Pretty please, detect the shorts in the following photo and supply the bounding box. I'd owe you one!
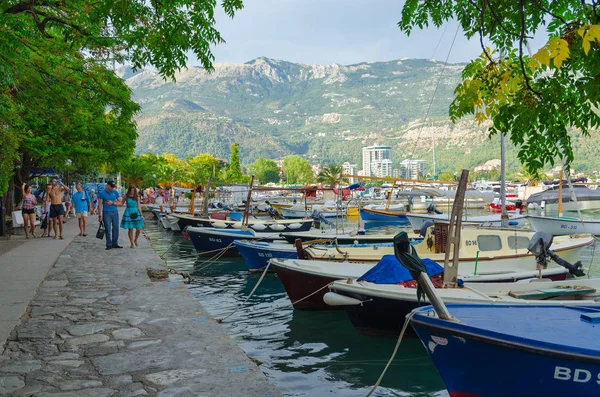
[22,208,35,215]
[49,204,65,219]
[76,211,88,218]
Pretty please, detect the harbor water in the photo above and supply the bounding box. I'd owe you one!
[144,215,600,397]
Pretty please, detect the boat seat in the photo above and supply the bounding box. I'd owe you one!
[509,286,596,300]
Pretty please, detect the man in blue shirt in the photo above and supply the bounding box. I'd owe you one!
[98,181,123,250]
[72,184,90,236]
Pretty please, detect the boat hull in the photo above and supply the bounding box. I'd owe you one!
[234,241,297,271]
[360,208,408,222]
[271,263,340,310]
[331,272,569,337]
[528,216,600,236]
[187,228,280,257]
[411,307,600,397]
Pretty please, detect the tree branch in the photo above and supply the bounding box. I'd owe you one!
[518,0,541,97]
[531,0,569,28]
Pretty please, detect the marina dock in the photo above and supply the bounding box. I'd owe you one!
[0,214,281,396]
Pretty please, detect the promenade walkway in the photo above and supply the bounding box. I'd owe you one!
[0,215,281,396]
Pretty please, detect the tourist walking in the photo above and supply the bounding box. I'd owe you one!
[21,182,37,239]
[121,185,145,248]
[39,184,52,237]
[46,179,69,240]
[98,181,123,250]
[72,184,90,236]
[64,192,73,218]
[89,189,98,215]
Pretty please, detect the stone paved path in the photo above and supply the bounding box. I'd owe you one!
[0,217,282,396]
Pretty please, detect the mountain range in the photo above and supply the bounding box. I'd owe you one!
[125,57,600,175]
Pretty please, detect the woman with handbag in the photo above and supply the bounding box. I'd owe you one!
[21,182,38,239]
[120,184,145,248]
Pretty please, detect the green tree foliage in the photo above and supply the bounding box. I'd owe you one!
[317,164,348,188]
[249,158,280,184]
[399,1,600,173]
[437,171,456,182]
[228,143,243,182]
[1,0,244,198]
[118,157,153,187]
[188,154,222,185]
[282,156,313,185]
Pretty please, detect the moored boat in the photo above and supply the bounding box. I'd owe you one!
[327,276,600,337]
[303,223,592,268]
[410,304,600,397]
[528,215,600,236]
[186,227,282,256]
[406,212,527,232]
[269,250,574,312]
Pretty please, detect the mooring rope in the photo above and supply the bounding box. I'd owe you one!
[366,311,417,397]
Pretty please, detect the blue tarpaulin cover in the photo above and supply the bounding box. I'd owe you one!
[357,254,444,284]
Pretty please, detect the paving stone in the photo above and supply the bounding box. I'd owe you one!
[50,360,85,368]
[107,375,132,387]
[69,292,109,299]
[156,387,195,397]
[65,334,110,347]
[58,379,103,390]
[43,280,69,288]
[31,307,81,316]
[16,320,69,340]
[127,340,162,349]
[37,344,60,356]
[13,384,51,395]
[145,369,207,386]
[85,341,125,357]
[44,353,80,361]
[106,296,127,305]
[112,328,143,340]
[0,359,41,373]
[117,382,148,397]
[91,347,175,376]
[68,323,119,336]
[65,298,98,306]
[0,375,25,394]
[37,389,115,397]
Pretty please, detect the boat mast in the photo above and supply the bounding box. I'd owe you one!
[500,132,508,226]
[432,131,437,179]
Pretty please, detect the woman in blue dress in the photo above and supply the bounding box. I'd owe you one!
[121,185,145,248]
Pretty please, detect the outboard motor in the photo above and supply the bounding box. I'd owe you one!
[515,199,523,209]
[527,231,585,277]
[419,220,435,237]
[427,204,442,215]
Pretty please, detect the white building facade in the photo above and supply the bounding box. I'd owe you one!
[400,159,426,180]
[342,162,358,184]
[362,145,393,177]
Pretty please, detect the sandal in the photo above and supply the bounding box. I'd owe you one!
[59,236,64,240]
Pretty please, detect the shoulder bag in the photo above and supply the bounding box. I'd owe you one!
[96,220,105,240]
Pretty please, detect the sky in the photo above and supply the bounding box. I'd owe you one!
[200,0,545,67]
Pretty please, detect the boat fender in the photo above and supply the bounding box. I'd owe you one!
[323,292,363,307]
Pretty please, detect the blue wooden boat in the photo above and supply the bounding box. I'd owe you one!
[234,240,297,271]
[359,208,409,223]
[410,304,600,397]
[186,226,282,256]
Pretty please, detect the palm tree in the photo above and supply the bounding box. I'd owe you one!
[317,164,348,188]
[119,158,151,187]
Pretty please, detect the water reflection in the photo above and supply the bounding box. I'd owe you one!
[144,215,600,397]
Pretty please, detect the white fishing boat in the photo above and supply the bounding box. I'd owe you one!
[165,215,181,232]
[324,277,600,336]
[528,215,600,236]
[406,212,527,232]
[269,251,573,311]
[303,223,592,267]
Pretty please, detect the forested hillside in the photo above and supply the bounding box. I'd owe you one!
[128,57,600,174]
